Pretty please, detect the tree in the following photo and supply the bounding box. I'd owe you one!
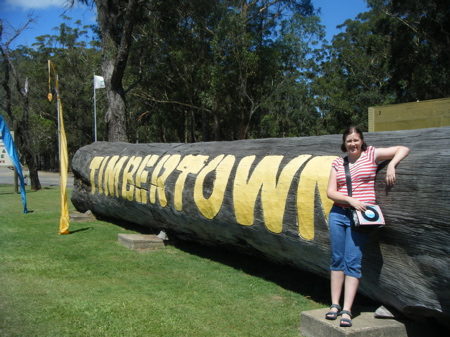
[312,11,393,133]
[367,0,450,101]
[130,0,222,142]
[312,0,450,134]
[42,19,105,155]
[1,17,43,190]
[131,0,323,142]
[1,12,104,177]
[204,0,319,140]
[72,0,146,142]
[254,12,326,138]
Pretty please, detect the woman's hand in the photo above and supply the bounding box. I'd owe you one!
[348,198,367,212]
[327,168,367,211]
[376,146,409,186]
[386,165,396,185]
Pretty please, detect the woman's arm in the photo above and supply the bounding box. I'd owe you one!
[326,167,367,211]
[375,146,410,185]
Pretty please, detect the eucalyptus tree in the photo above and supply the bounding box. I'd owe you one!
[367,0,450,101]
[312,10,393,134]
[313,0,450,134]
[131,0,323,142]
[70,0,149,142]
[247,12,325,138]
[41,20,104,153]
[129,0,223,143]
[129,0,230,142]
[0,17,44,190]
[1,15,102,186]
[22,18,103,167]
[198,0,321,140]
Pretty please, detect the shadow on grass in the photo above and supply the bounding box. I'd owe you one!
[99,215,378,308]
[94,215,158,235]
[0,191,17,195]
[176,240,329,300]
[69,227,94,234]
[0,186,54,195]
[170,240,380,309]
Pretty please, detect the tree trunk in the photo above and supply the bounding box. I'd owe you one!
[202,110,210,141]
[104,81,128,142]
[213,111,220,141]
[71,127,450,326]
[15,120,41,190]
[96,0,141,143]
[25,146,40,190]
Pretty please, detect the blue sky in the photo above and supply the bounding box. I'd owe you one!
[315,0,369,40]
[1,0,97,48]
[1,0,369,48]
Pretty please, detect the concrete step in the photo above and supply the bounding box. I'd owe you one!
[118,233,166,252]
[69,211,95,222]
[300,307,444,337]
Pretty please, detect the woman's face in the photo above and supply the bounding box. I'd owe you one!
[345,132,363,155]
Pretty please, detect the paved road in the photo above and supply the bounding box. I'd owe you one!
[0,166,74,188]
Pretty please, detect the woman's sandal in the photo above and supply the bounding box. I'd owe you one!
[325,304,341,320]
[339,310,353,327]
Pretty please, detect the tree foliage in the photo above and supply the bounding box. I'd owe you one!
[367,0,450,101]
[130,0,323,142]
[1,17,44,189]
[312,0,450,134]
[1,15,103,182]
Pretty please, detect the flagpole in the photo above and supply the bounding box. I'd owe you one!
[93,74,105,142]
[93,72,97,142]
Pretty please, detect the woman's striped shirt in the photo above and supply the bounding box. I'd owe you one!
[331,146,378,207]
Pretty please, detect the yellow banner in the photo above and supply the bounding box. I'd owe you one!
[58,97,70,235]
[48,60,70,234]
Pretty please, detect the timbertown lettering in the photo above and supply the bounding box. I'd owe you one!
[88,154,337,240]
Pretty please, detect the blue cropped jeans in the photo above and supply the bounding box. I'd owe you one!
[328,205,370,279]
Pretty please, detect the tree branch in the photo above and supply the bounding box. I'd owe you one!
[134,92,212,114]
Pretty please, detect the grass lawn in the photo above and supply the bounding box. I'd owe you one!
[0,184,330,337]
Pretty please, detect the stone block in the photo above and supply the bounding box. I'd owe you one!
[118,234,165,251]
[69,211,95,222]
[300,308,441,337]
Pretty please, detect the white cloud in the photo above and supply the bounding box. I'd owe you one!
[4,0,69,11]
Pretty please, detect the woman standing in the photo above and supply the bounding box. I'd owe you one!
[325,126,409,327]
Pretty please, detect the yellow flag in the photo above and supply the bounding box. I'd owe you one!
[48,60,70,234]
[58,97,70,235]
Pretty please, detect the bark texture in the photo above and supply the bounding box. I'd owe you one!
[71,127,450,325]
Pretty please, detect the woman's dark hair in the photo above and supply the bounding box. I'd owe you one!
[340,126,368,152]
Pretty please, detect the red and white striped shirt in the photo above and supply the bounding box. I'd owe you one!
[332,146,378,207]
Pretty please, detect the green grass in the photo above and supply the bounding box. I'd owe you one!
[0,185,329,337]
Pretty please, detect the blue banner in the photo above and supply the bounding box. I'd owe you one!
[0,114,28,213]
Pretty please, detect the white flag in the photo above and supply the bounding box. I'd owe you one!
[94,75,105,89]
[23,77,28,94]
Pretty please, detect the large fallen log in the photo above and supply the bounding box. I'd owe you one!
[71,127,450,325]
